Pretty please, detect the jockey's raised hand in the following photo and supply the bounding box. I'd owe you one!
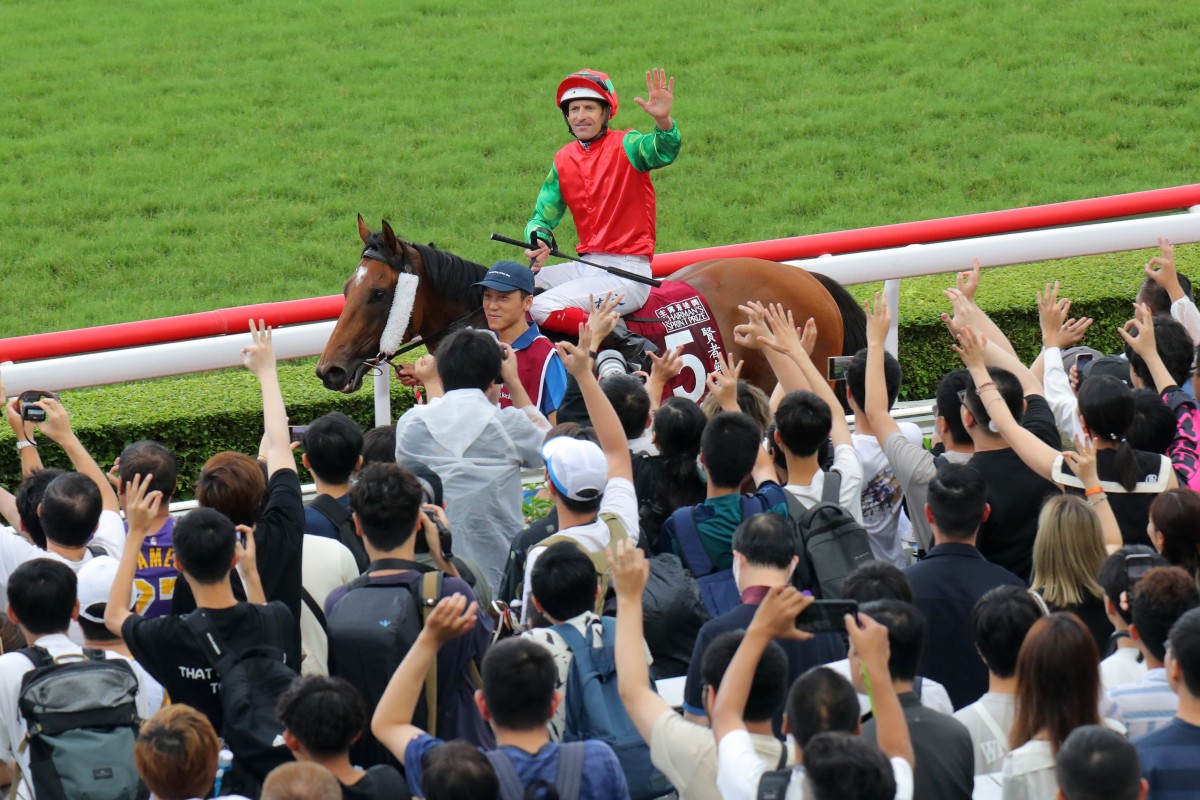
[633,68,675,129]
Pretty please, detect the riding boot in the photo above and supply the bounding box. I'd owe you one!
[605,321,659,373]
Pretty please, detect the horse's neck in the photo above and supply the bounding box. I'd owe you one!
[406,242,483,339]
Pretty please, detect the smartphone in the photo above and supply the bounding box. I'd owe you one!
[1126,553,1155,587]
[796,599,858,634]
[1075,353,1094,373]
[289,425,309,444]
[827,356,854,382]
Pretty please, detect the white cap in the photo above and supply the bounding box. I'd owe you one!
[559,87,606,104]
[542,437,608,501]
[76,555,124,624]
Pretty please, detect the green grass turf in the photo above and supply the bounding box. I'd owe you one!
[1,0,1199,341]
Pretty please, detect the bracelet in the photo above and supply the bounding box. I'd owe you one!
[1087,494,1110,507]
[15,440,36,451]
[1084,486,1105,497]
[588,351,598,360]
[974,381,997,392]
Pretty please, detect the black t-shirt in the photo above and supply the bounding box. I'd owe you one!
[1059,448,1168,548]
[1052,595,1115,655]
[122,601,295,729]
[172,469,305,667]
[970,395,1060,582]
[342,764,410,800]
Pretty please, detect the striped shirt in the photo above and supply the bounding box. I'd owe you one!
[1136,717,1200,800]
[1103,668,1179,740]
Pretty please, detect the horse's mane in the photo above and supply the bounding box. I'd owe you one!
[364,232,489,307]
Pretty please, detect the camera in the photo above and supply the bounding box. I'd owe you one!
[595,349,629,380]
[289,425,309,444]
[827,356,854,382]
[18,391,57,423]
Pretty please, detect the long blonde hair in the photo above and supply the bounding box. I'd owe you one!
[1030,495,1106,608]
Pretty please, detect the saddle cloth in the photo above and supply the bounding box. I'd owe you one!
[626,281,727,402]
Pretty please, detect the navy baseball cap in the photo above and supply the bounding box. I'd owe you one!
[475,261,536,294]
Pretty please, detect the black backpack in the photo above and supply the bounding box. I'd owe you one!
[782,471,874,599]
[184,609,296,783]
[327,560,481,767]
[309,493,370,573]
[14,647,144,800]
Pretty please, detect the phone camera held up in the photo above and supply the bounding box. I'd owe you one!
[827,356,854,383]
[18,391,57,423]
[796,599,858,634]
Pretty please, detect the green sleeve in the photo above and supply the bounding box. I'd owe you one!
[524,165,566,244]
[623,121,682,172]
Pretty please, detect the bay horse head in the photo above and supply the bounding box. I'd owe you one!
[315,216,488,392]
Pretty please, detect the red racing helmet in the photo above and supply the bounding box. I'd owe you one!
[556,69,618,119]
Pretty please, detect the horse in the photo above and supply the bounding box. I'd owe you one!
[315,217,867,400]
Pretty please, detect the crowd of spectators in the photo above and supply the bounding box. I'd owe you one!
[1,242,1200,799]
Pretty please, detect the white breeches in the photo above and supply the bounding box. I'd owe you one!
[530,253,653,322]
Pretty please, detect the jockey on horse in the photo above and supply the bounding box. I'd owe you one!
[523,67,681,368]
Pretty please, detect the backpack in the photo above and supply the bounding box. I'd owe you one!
[184,609,296,783]
[754,744,793,799]
[486,743,585,800]
[670,494,770,617]
[535,513,629,615]
[309,493,369,573]
[12,647,143,800]
[327,560,482,767]
[555,618,672,800]
[782,471,873,599]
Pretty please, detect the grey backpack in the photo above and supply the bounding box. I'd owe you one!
[13,647,143,800]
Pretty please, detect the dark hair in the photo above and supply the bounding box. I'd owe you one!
[173,508,237,586]
[935,369,972,447]
[348,463,422,553]
[1128,388,1178,455]
[600,374,651,440]
[859,600,925,682]
[1130,566,1200,663]
[1098,545,1168,625]
[531,542,597,622]
[1011,613,1101,754]
[79,614,119,643]
[1139,272,1194,314]
[701,412,762,489]
[480,639,557,731]
[1168,606,1200,697]
[39,472,102,548]
[276,676,367,758]
[962,367,1023,433]
[1149,489,1200,582]
[7,559,76,635]
[700,632,788,723]
[303,413,363,485]
[972,585,1044,679]
[1126,316,1193,388]
[844,347,902,411]
[775,391,832,458]
[436,328,502,392]
[195,451,266,528]
[654,398,707,512]
[1077,377,1139,491]
[360,425,397,467]
[840,561,913,604]
[119,441,179,502]
[732,513,797,570]
[15,468,65,549]
[927,463,988,540]
[1056,725,1144,800]
[804,732,896,800]
[421,740,499,800]
[786,667,860,748]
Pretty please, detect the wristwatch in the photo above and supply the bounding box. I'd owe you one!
[16,440,36,451]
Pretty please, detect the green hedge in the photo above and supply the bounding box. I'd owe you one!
[1,243,1193,493]
[846,243,1199,399]
[0,359,414,497]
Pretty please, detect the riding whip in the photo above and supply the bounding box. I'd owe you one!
[489,233,662,288]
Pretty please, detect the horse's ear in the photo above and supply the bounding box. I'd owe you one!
[381,219,400,253]
[357,214,370,244]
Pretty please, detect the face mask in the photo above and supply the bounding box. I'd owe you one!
[696,455,708,484]
[732,556,742,592]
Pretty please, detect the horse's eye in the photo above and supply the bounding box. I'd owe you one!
[370,288,387,303]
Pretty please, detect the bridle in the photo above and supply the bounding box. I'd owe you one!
[357,243,485,379]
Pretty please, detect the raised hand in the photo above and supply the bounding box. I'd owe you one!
[706,352,744,411]
[747,585,814,642]
[957,259,982,301]
[124,473,163,537]
[241,319,277,377]
[234,524,258,576]
[1057,316,1094,348]
[1063,434,1101,488]
[845,611,891,668]
[759,303,807,358]
[647,345,684,383]
[1037,281,1070,348]
[633,68,675,125]
[588,292,624,346]
[865,292,890,347]
[951,326,989,373]
[1144,237,1181,295]
[798,317,818,356]
[423,593,479,644]
[940,287,976,338]
[1118,302,1157,358]
[733,302,770,351]
[610,538,650,602]
[556,324,595,380]
[32,396,73,445]
[412,354,438,386]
